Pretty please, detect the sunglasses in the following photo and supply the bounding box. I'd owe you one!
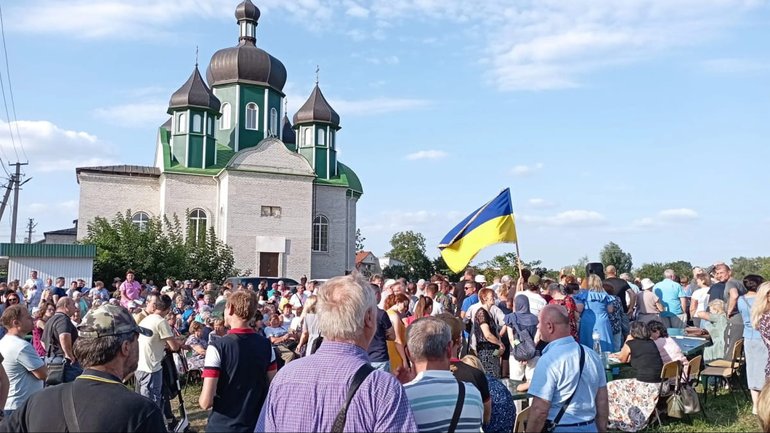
[7,297,19,303]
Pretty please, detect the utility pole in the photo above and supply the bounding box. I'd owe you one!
[25,218,36,244]
[9,162,29,244]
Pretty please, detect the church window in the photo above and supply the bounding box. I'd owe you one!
[312,215,329,252]
[246,103,259,130]
[220,103,231,130]
[177,113,186,133]
[269,108,278,136]
[329,130,334,148]
[208,116,213,134]
[317,129,325,146]
[192,114,202,133]
[188,209,207,243]
[261,206,281,218]
[132,212,151,231]
[303,127,312,147]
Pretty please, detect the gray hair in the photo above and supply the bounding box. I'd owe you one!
[406,317,451,362]
[664,269,676,279]
[316,275,375,341]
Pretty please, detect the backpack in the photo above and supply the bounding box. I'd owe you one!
[509,315,536,362]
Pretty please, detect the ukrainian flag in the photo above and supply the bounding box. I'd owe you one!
[438,188,517,273]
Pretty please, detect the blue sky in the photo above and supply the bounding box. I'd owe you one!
[1,0,769,271]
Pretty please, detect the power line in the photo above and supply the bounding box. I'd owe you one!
[0,5,26,163]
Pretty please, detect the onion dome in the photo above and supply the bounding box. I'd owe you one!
[167,67,221,114]
[235,0,260,22]
[206,0,287,92]
[282,113,296,144]
[293,85,340,127]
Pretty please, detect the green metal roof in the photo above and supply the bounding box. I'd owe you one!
[0,243,96,258]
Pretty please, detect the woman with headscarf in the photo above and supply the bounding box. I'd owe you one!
[500,295,541,391]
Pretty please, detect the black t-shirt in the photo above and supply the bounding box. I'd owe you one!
[628,339,663,383]
[0,369,166,432]
[367,308,393,363]
[708,282,727,303]
[604,277,631,313]
[450,360,491,403]
[41,312,78,357]
[52,286,67,299]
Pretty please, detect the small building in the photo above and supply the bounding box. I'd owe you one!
[0,244,96,287]
[355,251,382,277]
[379,256,405,272]
[39,220,78,244]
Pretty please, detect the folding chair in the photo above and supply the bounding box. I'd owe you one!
[653,360,681,427]
[513,406,530,433]
[684,355,706,420]
[701,338,749,406]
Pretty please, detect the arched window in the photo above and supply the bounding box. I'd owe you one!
[312,215,329,252]
[303,127,312,147]
[329,130,334,148]
[132,212,151,231]
[188,209,207,243]
[269,107,278,136]
[177,113,186,133]
[192,114,202,133]
[245,103,258,130]
[317,129,325,146]
[220,103,231,130]
[207,116,213,134]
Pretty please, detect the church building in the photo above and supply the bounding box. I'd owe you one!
[75,0,362,279]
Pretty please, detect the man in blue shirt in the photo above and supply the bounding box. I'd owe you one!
[652,269,687,328]
[527,305,608,433]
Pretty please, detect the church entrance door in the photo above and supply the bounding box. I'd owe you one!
[259,252,279,277]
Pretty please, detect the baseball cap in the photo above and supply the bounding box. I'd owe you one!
[78,304,152,339]
[474,275,487,283]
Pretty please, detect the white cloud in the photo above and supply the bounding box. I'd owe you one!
[92,102,168,128]
[346,3,370,18]
[331,97,432,116]
[510,162,544,176]
[405,150,448,161]
[701,58,770,74]
[526,198,557,209]
[0,120,119,173]
[658,208,699,221]
[519,210,607,227]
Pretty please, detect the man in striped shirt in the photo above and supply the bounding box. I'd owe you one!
[403,317,483,432]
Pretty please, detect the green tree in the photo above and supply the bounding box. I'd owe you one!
[635,261,692,282]
[82,210,240,284]
[386,231,433,281]
[432,255,462,281]
[599,242,633,274]
[730,256,770,280]
[355,228,365,252]
[477,253,558,283]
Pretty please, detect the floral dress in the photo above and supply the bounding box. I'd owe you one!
[185,334,208,371]
[474,307,500,378]
[759,312,770,377]
[483,374,515,433]
[549,296,578,340]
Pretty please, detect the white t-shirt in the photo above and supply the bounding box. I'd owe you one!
[515,291,548,317]
[137,314,174,373]
[691,287,710,312]
[0,334,44,410]
[290,293,307,310]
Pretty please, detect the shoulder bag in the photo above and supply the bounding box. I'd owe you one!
[448,379,466,433]
[44,314,67,387]
[331,363,375,433]
[542,344,585,433]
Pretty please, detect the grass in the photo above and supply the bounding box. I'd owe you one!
[174,375,759,433]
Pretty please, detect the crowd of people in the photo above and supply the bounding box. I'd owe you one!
[0,263,766,432]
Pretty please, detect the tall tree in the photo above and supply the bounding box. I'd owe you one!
[635,261,692,282]
[386,231,433,281]
[730,256,770,280]
[599,242,633,274]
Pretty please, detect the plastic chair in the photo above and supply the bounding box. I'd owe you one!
[701,338,749,406]
[513,406,530,433]
[684,355,706,420]
[654,360,681,426]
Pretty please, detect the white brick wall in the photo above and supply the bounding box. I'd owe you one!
[312,185,357,279]
[161,173,218,231]
[77,173,161,239]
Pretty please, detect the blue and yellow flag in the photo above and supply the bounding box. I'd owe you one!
[438,188,517,273]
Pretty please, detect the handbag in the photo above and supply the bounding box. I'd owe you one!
[44,314,66,387]
[542,344,585,433]
[667,383,701,418]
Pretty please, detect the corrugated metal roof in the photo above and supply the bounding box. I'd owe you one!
[0,243,96,258]
[76,165,161,178]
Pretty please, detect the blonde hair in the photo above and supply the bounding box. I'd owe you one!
[587,274,603,292]
[708,299,725,314]
[302,295,318,316]
[752,282,770,329]
[461,355,485,372]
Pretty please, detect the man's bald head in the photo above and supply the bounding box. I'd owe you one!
[538,304,570,342]
[605,265,617,277]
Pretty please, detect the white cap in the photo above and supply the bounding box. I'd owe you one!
[474,274,487,283]
[383,279,396,291]
[641,278,655,290]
